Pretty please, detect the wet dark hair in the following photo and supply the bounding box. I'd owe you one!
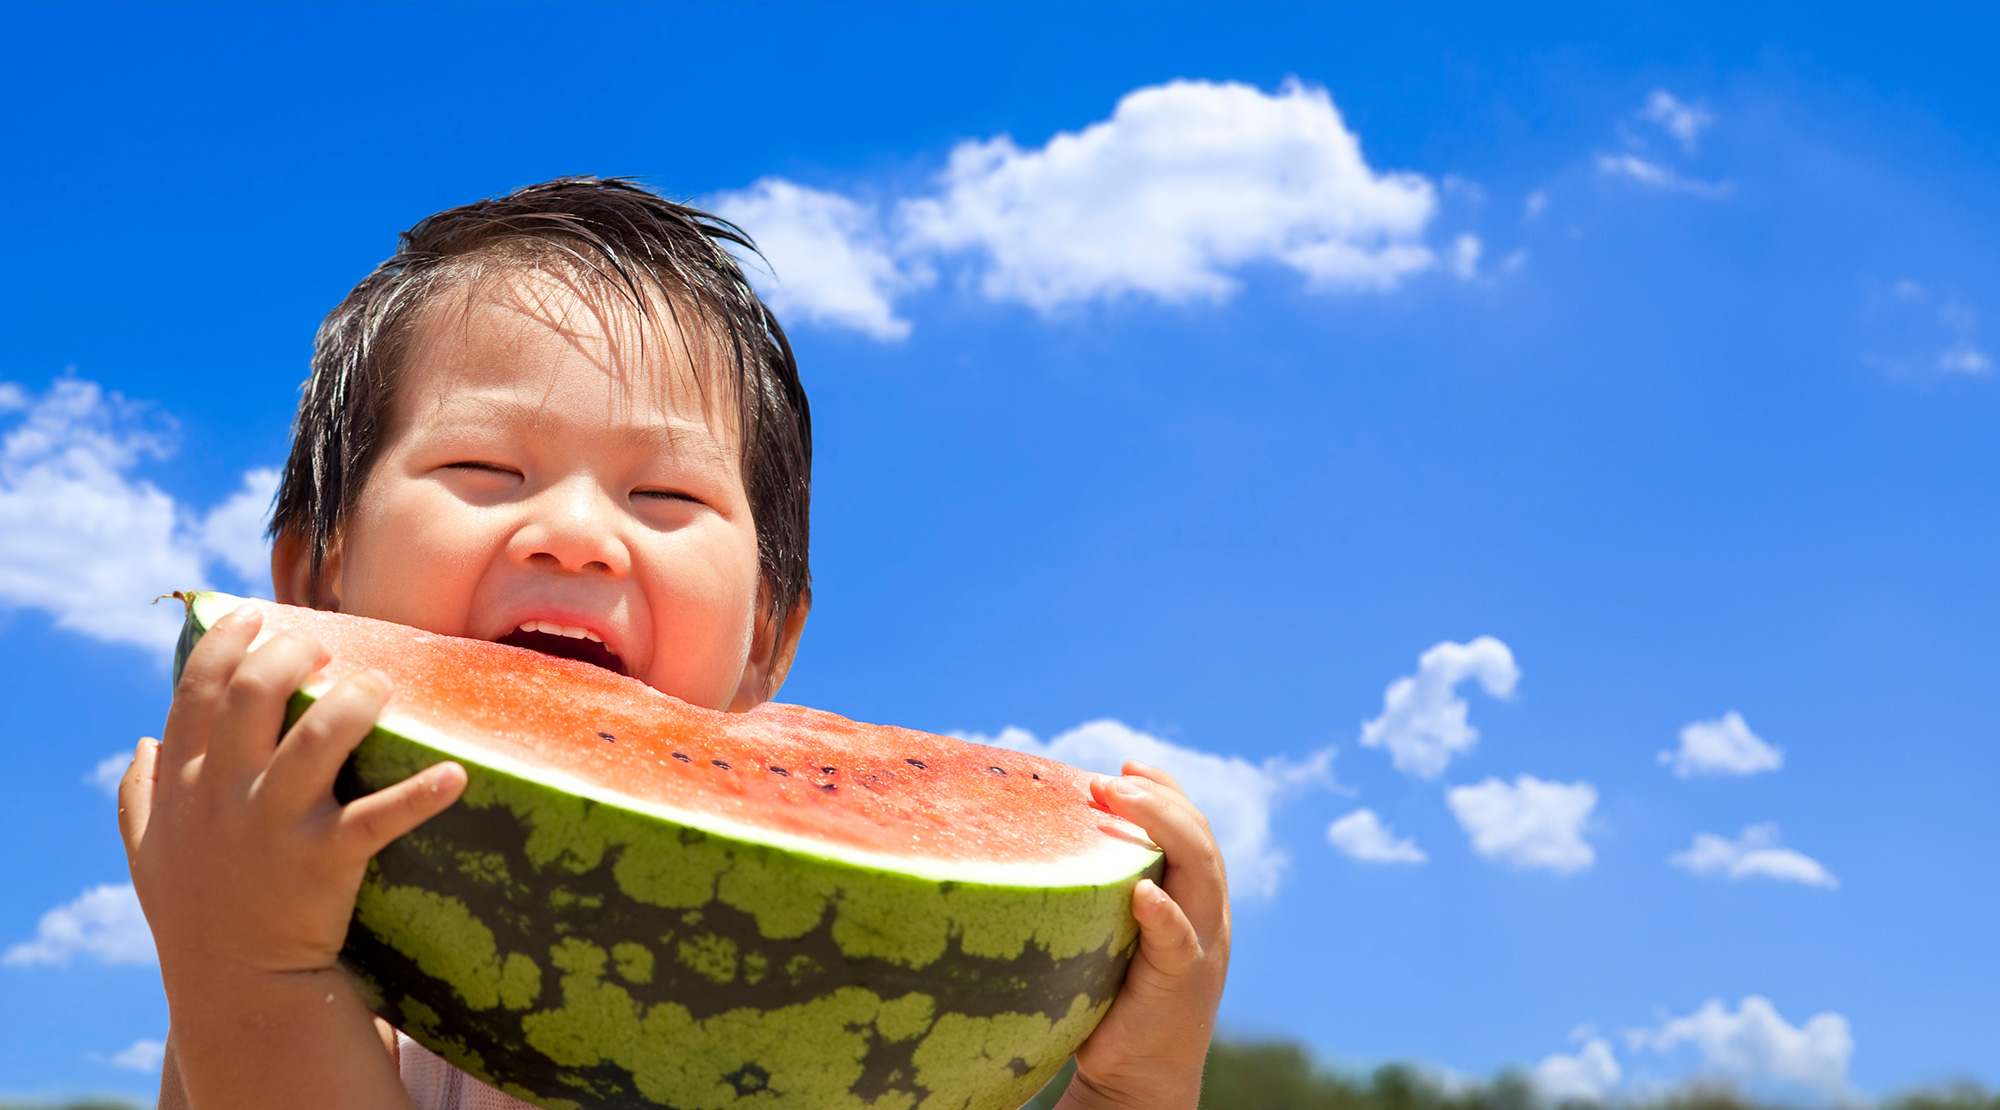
[270,176,811,638]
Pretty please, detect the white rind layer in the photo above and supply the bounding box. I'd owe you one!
[195,592,1163,891]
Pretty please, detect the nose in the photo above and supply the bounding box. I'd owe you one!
[507,475,633,577]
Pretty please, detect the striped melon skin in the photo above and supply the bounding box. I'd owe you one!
[175,593,1161,1110]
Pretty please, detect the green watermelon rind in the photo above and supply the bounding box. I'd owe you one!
[176,592,1163,1110]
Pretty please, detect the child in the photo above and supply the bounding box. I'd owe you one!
[118,178,1229,1110]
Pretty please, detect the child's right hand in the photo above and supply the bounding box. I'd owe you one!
[121,602,466,1109]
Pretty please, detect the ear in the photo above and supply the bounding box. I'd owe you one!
[729,596,810,712]
[270,529,343,610]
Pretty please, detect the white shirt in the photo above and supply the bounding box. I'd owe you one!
[397,1032,538,1110]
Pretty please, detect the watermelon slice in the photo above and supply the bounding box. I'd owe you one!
[173,592,1161,1110]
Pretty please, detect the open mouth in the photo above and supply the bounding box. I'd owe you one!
[497,623,629,677]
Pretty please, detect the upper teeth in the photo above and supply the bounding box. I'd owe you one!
[519,620,602,643]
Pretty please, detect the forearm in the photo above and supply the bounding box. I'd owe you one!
[164,964,410,1110]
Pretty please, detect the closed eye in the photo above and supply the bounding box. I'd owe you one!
[633,488,704,506]
[436,461,523,499]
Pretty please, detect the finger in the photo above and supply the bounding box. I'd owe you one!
[118,738,159,855]
[1093,775,1229,941]
[1121,759,1188,798]
[334,761,467,861]
[208,630,329,778]
[159,604,263,772]
[1130,878,1202,978]
[259,670,391,816]
[1092,772,1205,842]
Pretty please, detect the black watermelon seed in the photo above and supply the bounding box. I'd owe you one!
[818,783,837,793]
[988,765,1006,775]
[820,766,837,774]
[597,731,617,742]
[711,760,731,770]
[672,752,692,762]
[1032,773,1041,780]
[905,758,927,769]
[769,766,789,776]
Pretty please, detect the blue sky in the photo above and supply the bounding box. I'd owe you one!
[3,2,1998,1103]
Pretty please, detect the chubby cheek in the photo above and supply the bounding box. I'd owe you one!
[337,483,494,634]
[638,534,761,710]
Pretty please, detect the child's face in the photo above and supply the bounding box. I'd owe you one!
[275,272,798,711]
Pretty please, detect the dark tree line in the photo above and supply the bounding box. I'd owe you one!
[1022,1039,2000,1110]
[7,1041,1996,1110]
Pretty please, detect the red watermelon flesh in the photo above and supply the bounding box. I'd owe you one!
[211,594,1156,886]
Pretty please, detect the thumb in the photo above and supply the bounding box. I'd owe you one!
[1132,878,1202,978]
[118,738,159,857]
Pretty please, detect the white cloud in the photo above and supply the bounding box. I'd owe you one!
[902,79,1437,311]
[1447,774,1597,874]
[1935,301,1993,375]
[1629,996,1852,1099]
[710,177,915,341]
[1596,154,1733,198]
[1865,281,1993,378]
[970,718,1334,898]
[85,751,128,798]
[3,882,156,968]
[0,378,276,657]
[1535,1036,1622,1103]
[718,79,1456,336]
[1327,808,1426,865]
[1938,341,1994,375]
[110,1038,166,1072]
[1524,190,1550,219]
[1659,711,1783,778]
[197,467,281,586]
[1448,234,1483,280]
[1669,824,1838,889]
[1640,90,1714,152]
[1359,637,1519,779]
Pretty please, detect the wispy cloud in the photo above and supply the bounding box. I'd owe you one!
[1326,808,1426,865]
[0,377,277,657]
[1669,824,1838,889]
[109,1038,166,1072]
[1640,90,1715,153]
[1659,711,1783,778]
[1595,154,1733,199]
[1934,300,1994,375]
[1627,996,1852,1099]
[1863,279,1993,377]
[970,718,1335,898]
[3,882,155,968]
[85,752,128,798]
[1359,637,1519,780]
[1446,774,1597,874]
[1447,234,1483,280]
[719,78,1446,335]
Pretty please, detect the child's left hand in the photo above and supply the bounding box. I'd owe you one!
[1055,761,1230,1110]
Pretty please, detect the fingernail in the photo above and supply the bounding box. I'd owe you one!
[1109,777,1146,799]
[228,603,259,624]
